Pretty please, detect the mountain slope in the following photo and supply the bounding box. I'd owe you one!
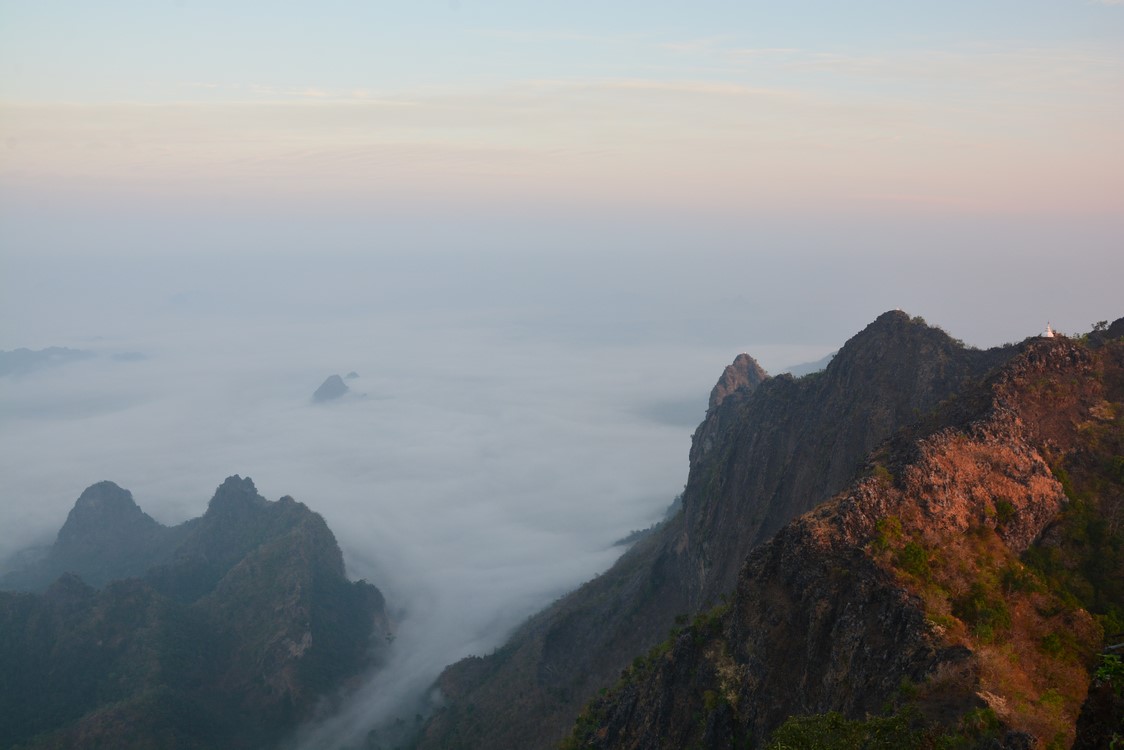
[418,311,1017,750]
[1,481,186,590]
[564,330,1123,749]
[0,477,392,750]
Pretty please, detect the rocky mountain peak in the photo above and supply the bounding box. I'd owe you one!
[830,309,955,369]
[690,354,769,467]
[56,481,159,547]
[561,330,1123,750]
[206,475,267,515]
[419,312,1027,750]
[313,374,349,402]
[708,353,768,411]
[0,479,392,750]
[0,481,172,590]
[68,479,141,515]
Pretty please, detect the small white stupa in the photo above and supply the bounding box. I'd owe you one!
[1043,322,1055,338]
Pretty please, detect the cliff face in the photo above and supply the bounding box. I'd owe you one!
[682,311,1013,605]
[565,333,1123,749]
[419,312,1017,750]
[0,477,391,750]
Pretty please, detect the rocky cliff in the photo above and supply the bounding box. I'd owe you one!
[563,330,1123,748]
[418,311,1018,750]
[0,477,392,750]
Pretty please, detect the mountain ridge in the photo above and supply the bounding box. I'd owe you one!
[0,477,392,750]
[417,310,1022,750]
[561,329,1124,748]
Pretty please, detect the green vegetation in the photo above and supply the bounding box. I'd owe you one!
[562,600,737,750]
[1013,350,1124,634]
[763,706,1013,750]
[895,541,932,581]
[765,709,957,750]
[993,499,1015,528]
[952,582,1011,642]
[999,563,1041,595]
[691,600,730,637]
[871,464,894,487]
[956,707,1002,743]
[871,516,902,553]
[1094,652,1124,696]
[560,702,610,750]
[1024,453,1124,634]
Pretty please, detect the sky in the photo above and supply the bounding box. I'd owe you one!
[2,1,1124,223]
[1,2,1122,747]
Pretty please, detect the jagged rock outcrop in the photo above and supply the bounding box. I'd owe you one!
[688,353,768,467]
[418,311,1017,750]
[313,374,350,402]
[1075,673,1124,749]
[565,332,1123,749]
[0,477,392,750]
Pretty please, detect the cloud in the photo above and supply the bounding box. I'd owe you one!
[529,77,789,98]
[3,218,1122,745]
[6,34,1123,221]
[0,247,760,742]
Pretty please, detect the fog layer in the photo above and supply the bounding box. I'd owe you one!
[2,217,1120,744]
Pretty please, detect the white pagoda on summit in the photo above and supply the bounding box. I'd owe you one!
[1043,322,1056,338]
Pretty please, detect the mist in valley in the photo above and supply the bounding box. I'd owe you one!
[0,230,826,744]
[3,215,1121,745]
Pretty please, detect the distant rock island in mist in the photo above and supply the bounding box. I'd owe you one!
[313,373,350,402]
[3,312,1122,750]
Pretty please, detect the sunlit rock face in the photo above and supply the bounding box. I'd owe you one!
[418,311,1022,750]
[566,331,1124,750]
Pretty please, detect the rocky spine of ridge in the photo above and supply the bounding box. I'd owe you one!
[688,352,768,467]
[0,476,392,750]
[417,311,1016,750]
[564,331,1124,749]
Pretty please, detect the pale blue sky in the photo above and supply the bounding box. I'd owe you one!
[3,1,1123,102]
[1,1,1122,345]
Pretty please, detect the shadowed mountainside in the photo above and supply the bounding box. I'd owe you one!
[1,481,188,591]
[418,311,1018,750]
[0,476,392,750]
[563,327,1124,749]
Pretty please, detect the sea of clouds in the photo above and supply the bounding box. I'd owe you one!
[3,213,1118,746]
[0,241,836,746]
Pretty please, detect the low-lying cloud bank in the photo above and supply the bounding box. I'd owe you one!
[4,218,1117,745]
[1,251,840,745]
